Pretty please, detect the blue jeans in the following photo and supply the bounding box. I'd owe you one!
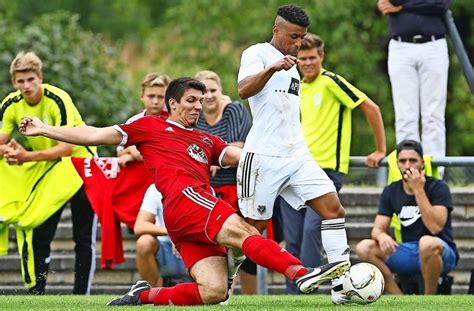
[156,240,189,278]
[386,239,457,275]
[279,170,344,293]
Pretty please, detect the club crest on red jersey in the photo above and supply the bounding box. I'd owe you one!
[201,136,213,147]
[187,144,208,164]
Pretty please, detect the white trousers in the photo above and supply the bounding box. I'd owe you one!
[388,38,449,157]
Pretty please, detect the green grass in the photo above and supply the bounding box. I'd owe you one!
[0,294,473,310]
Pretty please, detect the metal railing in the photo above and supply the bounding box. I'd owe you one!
[349,156,474,167]
[350,156,474,186]
[255,155,474,294]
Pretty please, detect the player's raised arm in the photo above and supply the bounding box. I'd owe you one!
[238,56,298,100]
[238,63,278,100]
[20,116,122,146]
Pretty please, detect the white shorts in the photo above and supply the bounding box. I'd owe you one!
[237,150,335,220]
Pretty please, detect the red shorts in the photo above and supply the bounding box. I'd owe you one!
[163,186,236,270]
[213,184,238,210]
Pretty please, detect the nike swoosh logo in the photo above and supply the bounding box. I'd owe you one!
[127,286,146,297]
[400,215,421,227]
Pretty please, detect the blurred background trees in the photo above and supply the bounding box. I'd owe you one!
[0,11,136,126]
[0,0,473,156]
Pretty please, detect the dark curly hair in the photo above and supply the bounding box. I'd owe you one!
[277,4,310,28]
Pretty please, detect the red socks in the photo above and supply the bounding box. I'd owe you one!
[139,283,203,306]
[241,235,307,280]
[136,235,308,306]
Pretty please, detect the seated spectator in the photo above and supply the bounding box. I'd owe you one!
[134,185,190,287]
[356,140,459,295]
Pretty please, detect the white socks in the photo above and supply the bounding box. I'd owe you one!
[227,248,246,279]
[321,218,350,287]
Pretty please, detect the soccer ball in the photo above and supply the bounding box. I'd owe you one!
[342,262,384,304]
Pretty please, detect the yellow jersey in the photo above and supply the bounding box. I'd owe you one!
[300,69,367,174]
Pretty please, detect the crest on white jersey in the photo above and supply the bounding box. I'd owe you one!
[187,144,208,164]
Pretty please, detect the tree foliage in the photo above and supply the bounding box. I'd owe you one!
[0,12,137,126]
[1,0,473,155]
[0,11,137,155]
[147,0,474,155]
[0,0,179,42]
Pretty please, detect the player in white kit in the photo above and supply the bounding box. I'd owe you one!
[236,4,351,303]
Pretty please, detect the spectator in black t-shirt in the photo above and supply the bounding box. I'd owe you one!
[356,140,458,295]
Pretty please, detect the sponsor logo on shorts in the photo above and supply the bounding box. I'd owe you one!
[257,205,266,214]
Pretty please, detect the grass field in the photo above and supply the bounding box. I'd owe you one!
[0,294,473,310]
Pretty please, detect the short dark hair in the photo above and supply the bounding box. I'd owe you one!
[277,4,310,28]
[300,33,324,53]
[397,139,423,158]
[165,77,206,112]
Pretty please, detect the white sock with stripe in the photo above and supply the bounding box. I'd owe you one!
[321,218,350,287]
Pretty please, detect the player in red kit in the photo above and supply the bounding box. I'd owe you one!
[20,77,348,306]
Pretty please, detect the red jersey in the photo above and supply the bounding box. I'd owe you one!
[114,116,229,206]
[124,109,169,125]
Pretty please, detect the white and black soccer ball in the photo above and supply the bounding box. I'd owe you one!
[342,262,384,304]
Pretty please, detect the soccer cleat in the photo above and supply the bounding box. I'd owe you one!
[331,283,352,305]
[219,278,234,306]
[107,280,151,306]
[295,260,351,294]
[219,249,245,306]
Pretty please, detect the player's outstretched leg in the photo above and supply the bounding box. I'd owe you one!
[220,248,246,306]
[295,260,350,294]
[107,280,151,306]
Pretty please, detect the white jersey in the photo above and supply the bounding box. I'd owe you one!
[140,184,169,243]
[238,42,307,156]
